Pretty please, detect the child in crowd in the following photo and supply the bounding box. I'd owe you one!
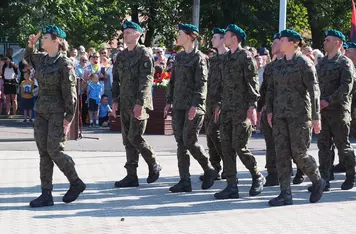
[98,94,112,127]
[20,70,34,123]
[87,73,102,127]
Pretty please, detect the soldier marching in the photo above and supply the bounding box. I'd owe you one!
[26,21,356,208]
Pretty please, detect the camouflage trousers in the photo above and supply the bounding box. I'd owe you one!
[350,115,356,141]
[273,117,321,190]
[34,112,79,190]
[220,110,258,185]
[205,107,223,172]
[318,110,356,180]
[121,109,156,175]
[260,110,277,173]
[172,109,212,179]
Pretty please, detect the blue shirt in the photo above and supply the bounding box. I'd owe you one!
[99,103,112,118]
[88,82,103,104]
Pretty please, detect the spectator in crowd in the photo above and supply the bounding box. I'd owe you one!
[75,55,89,125]
[103,57,113,105]
[87,73,102,127]
[5,48,19,65]
[0,60,4,114]
[302,46,315,61]
[69,48,78,64]
[87,47,96,56]
[85,52,101,80]
[258,47,271,64]
[154,47,167,68]
[207,48,217,58]
[2,57,18,116]
[20,70,34,123]
[98,94,112,127]
[312,49,324,65]
[79,45,86,54]
[255,53,265,87]
[100,48,109,61]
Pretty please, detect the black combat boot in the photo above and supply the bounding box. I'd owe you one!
[329,170,335,181]
[199,169,221,182]
[221,171,226,180]
[308,180,330,192]
[115,175,139,188]
[341,174,355,190]
[249,172,266,196]
[268,190,293,206]
[169,178,192,193]
[265,172,279,187]
[214,183,239,199]
[333,163,346,173]
[147,163,162,184]
[309,179,326,203]
[30,189,54,208]
[292,168,305,184]
[63,179,86,203]
[201,169,219,190]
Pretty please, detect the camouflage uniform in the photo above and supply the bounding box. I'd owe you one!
[166,47,213,179]
[316,52,356,181]
[112,44,157,175]
[257,61,277,174]
[24,47,80,190]
[205,53,224,172]
[266,52,322,191]
[220,48,260,185]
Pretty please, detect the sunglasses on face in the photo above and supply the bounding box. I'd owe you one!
[101,52,107,54]
[93,56,99,59]
[82,59,88,62]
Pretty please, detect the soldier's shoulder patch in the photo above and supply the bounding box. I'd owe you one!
[143,61,150,68]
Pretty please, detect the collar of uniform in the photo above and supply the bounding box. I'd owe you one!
[228,47,243,60]
[282,51,302,64]
[183,46,199,58]
[42,52,62,65]
[327,51,342,62]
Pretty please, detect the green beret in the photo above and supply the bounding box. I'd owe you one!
[325,29,345,42]
[179,24,199,34]
[347,42,356,49]
[226,24,246,42]
[43,25,66,39]
[280,29,303,41]
[212,28,226,35]
[122,20,143,33]
[273,33,281,40]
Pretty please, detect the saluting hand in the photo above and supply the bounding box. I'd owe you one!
[28,32,41,48]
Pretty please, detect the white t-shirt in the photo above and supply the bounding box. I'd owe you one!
[4,67,16,80]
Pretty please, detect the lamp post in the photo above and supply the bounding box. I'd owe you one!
[279,0,287,32]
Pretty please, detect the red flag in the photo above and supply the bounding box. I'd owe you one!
[351,0,356,42]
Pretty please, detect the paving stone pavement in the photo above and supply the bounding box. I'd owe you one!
[1,144,356,234]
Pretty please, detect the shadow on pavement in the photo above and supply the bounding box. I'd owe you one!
[0,170,355,219]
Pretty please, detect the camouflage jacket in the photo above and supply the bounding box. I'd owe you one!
[206,53,224,110]
[24,47,77,122]
[266,52,320,121]
[166,47,208,114]
[257,60,277,112]
[317,52,355,112]
[220,47,260,118]
[112,44,154,111]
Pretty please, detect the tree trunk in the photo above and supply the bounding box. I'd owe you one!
[303,0,324,49]
[131,4,139,23]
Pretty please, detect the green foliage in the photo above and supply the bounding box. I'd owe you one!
[0,0,353,50]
